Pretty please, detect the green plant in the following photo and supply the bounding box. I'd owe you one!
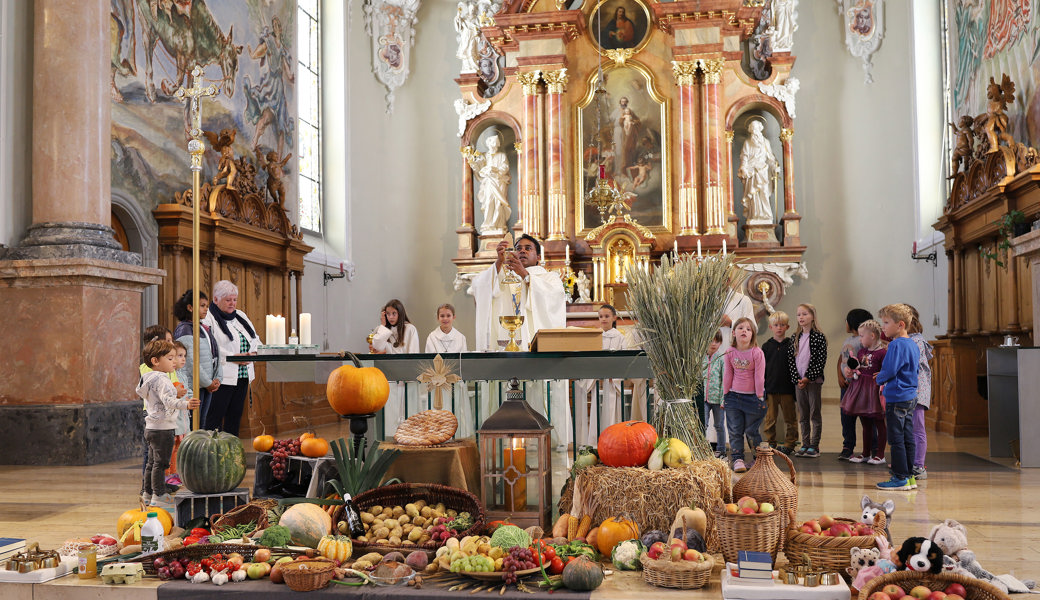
[325,437,401,498]
[979,209,1026,268]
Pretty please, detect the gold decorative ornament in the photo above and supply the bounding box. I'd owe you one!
[514,141,522,153]
[517,70,543,95]
[699,58,725,84]
[671,60,697,86]
[725,129,736,143]
[779,128,794,143]
[605,48,636,67]
[585,214,656,242]
[542,69,569,94]
[416,354,462,410]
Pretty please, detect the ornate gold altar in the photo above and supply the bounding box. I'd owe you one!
[451,0,807,314]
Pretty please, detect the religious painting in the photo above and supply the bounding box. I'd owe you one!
[838,0,884,83]
[110,0,297,213]
[587,0,652,54]
[575,62,669,234]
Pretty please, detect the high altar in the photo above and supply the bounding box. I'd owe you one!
[451,0,807,313]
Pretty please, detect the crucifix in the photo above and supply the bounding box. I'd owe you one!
[174,65,218,431]
[416,355,462,410]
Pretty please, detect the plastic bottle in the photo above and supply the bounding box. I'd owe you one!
[140,512,165,554]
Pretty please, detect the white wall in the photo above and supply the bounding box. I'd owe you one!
[0,0,32,248]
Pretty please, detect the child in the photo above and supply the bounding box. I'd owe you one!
[166,341,190,486]
[907,306,933,480]
[841,320,887,464]
[837,309,874,461]
[701,330,728,459]
[424,304,472,437]
[722,318,766,473]
[137,340,200,509]
[576,305,625,446]
[139,325,178,504]
[875,304,920,491]
[762,312,798,455]
[371,299,419,433]
[788,303,828,458]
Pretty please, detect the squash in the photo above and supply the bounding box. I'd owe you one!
[299,432,316,441]
[317,535,353,562]
[596,421,658,467]
[326,360,390,416]
[561,556,604,591]
[253,434,274,452]
[280,503,333,548]
[300,437,330,458]
[594,516,640,557]
[117,507,173,542]
[177,429,247,494]
[670,504,707,538]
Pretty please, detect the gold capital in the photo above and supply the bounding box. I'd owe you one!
[604,48,636,67]
[517,70,542,95]
[542,69,569,94]
[725,130,735,143]
[699,58,725,85]
[779,128,794,142]
[514,141,522,153]
[671,60,698,87]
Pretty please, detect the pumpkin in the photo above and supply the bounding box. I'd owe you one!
[117,506,173,542]
[253,434,274,452]
[561,556,604,591]
[280,503,333,548]
[597,421,658,467]
[595,516,640,557]
[299,432,315,441]
[326,359,390,416]
[177,429,247,494]
[317,535,353,562]
[300,437,330,458]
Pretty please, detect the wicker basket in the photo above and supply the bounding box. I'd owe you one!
[715,497,783,566]
[209,504,269,538]
[129,543,289,575]
[732,445,798,549]
[280,559,337,592]
[346,483,485,555]
[784,509,886,573]
[639,553,714,590]
[858,571,1011,600]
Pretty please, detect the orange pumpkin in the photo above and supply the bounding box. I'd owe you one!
[301,437,330,458]
[253,434,275,452]
[595,516,640,557]
[299,432,316,441]
[117,506,173,542]
[326,361,390,416]
[597,421,659,467]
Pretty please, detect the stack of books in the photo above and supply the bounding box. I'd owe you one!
[0,538,26,562]
[736,550,773,581]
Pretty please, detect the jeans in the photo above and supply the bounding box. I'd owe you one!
[143,428,175,497]
[912,405,927,467]
[205,378,248,435]
[763,393,798,449]
[724,392,766,461]
[705,403,726,449]
[885,400,916,480]
[795,382,823,449]
[840,408,858,452]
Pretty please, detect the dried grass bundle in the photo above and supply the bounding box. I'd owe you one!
[626,254,743,460]
[571,461,733,552]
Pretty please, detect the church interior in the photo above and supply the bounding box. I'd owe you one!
[2,0,1040,598]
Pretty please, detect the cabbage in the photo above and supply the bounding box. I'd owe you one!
[611,539,645,570]
[489,525,531,549]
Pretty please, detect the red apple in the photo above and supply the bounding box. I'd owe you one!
[945,596,964,600]
[800,524,816,534]
[830,522,852,537]
[741,506,756,515]
[944,584,967,598]
[869,593,893,600]
[683,549,702,562]
[737,496,759,513]
[927,592,947,600]
[882,584,906,599]
[808,519,822,533]
[648,542,667,559]
[668,538,687,552]
[819,514,836,529]
[909,586,933,599]
[669,544,684,562]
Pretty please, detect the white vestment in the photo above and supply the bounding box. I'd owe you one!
[575,328,625,446]
[423,327,474,438]
[622,326,651,422]
[372,323,420,435]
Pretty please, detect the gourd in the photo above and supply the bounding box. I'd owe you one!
[300,437,330,458]
[177,429,246,494]
[670,504,707,538]
[594,516,640,557]
[561,556,604,590]
[253,434,274,452]
[326,358,390,416]
[596,421,658,467]
[117,507,173,542]
[280,503,333,548]
[317,535,353,562]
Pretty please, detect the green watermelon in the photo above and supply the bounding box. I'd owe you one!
[177,429,246,494]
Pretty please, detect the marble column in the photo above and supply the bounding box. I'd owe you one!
[518,70,543,237]
[700,58,726,235]
[671,61,698,235]
[778,127,801,246]
[543,69,568,241]
[724,130,738,238]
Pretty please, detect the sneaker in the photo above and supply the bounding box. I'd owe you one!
[140,491,151,505]
[794,447,808,456]
[164,484,181,495]
[713,450,727,459]
[778,446,794,456]
[849,454,866,463]
[867,456,887,465]
[804,448,820,458]
[151,493,175,510]
[913,466,928,480]
[165,474,182,486]
[837,449,853,461]
[908,476,918,489]
[875,476,913,491]
[733,459,747,473]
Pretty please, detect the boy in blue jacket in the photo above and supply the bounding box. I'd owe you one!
[874,303,920,491]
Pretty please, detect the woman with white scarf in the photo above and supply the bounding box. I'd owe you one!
[202,280,260,435]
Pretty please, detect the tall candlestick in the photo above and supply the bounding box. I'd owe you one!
[300,313,312,345]
[697,239,702,257]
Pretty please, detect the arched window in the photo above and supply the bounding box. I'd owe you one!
[298,0,322,232]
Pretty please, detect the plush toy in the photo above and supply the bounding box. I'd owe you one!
[860,495,895,543]
[850,533,898,592]
[895,537,944,574]
[847,546,880,579]
[928,519,1026,594]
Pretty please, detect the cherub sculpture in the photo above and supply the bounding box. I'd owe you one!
[256,148,292,207]
[203,128,238,191]
[975,74,1016,154]
[948,115,974,177]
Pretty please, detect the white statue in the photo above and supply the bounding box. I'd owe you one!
[575,270,592,303]
[771,0,798,52]
[737,120,779,225]
[758,76,800,118]
[454,1,480,73]
[454,97,491,137]
[467,132,511,235]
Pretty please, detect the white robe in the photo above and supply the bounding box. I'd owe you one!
[423,327,474,438]
[575,328,625,446]
[623,326,652,422]
[372,323,420,435]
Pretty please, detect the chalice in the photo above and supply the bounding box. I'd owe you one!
[498,315,525,352]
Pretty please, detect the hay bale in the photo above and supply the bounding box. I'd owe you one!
[571,460,731,551]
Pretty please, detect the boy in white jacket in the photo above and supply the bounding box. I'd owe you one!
[138,340,199,509]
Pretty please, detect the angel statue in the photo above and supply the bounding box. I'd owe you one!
[256,148,292,207]
[465,130,511,235]
[203,128,238,191]
[575,269,592,303]
[737,120,779,225]
[453,97,492,137]
[454,1,481,73]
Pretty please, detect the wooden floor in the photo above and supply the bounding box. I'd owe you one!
[1,398,1038,598]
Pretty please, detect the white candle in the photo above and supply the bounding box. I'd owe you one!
[266,315,275,345]
[300,313,312,345]
[540,245,545,264]
[674,240,679,257]
[722,239,727,255]
[565,245,570,264]
[277,316,286,345]
[697,240,702,257]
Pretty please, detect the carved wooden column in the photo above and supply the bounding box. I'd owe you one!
[700,58,726,235]
[778,127,800,246]
[672,61,698,235]
[543,69,568,241]
[518,70,543,237]
[953,249,965,335]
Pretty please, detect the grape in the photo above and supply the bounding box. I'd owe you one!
[269,438,300,481]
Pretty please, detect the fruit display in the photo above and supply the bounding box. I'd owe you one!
[866,583,969,600]
[350,500,466,548]
[723,496,777,516]
[644,537,706,563]
[176,429,247,494]
[797,514,875,537]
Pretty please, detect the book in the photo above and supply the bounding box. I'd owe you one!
[0,538,25,555]
[737,550,772,570]
[736,568,774,580]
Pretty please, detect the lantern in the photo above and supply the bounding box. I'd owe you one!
[477,378,552,530]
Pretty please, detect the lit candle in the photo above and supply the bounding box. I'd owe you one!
[266,315,275,345]
[697,239,702,257]
[299,313,312,345]
[722,239,727,256]
[502,439,528,512]
[565,245,570,264]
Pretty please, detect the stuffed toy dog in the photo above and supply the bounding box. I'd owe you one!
[860,495,895,543]
[928,519,1035,594]
[895,537,944,574]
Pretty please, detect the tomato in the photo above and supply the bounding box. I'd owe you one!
[210,554,224,561]
[200,558,213,571]
[565,556,577,565]
[190,528,210,537]
[542,546,556,562]
[549,557,564,575]
[211,561,228,574]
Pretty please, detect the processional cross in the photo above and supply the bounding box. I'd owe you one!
[173,66,218,431]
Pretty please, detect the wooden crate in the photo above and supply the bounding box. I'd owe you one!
[173,488,250,528]
[530,328,602,352]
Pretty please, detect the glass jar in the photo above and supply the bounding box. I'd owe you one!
[77,544,97,579]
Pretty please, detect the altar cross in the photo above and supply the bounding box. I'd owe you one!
[174,65,218,146]
[416,355,462,411]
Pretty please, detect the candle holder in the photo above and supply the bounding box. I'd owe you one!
[498,315,524,352]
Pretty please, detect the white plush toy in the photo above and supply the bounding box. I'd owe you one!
[929,519,1036,594]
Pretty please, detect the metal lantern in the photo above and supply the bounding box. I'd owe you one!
[476,378,553,530]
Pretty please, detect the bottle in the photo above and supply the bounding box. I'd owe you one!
[140,512,166,554]
[288,329,299,345]
[342,493,365,538]
[77,544,97,579]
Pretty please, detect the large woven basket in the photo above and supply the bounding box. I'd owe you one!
[209,504,269,538]
[347,483,485,555]
[129,543,291,575]
[858,571,1011,600]
[732,445,798,549]
[280,559,336,592]
[715,497,783,566]
[784,509,886,573]
[639,552,714,589]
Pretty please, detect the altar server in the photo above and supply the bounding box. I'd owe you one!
[371,299,420,434]
[575,305,625,446]
[424,304,474,437]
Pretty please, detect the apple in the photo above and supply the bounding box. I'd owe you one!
[807,519,822,533]
[737,496,759,513]
[725,503,740,514]
[869,593,893,600]
[944,584,967,598]
[758,502,775,514]
[819,514,836,529]
[909,586,933,599]
[648,542,667,559]
[945,596,964,600]
[246,562,268,580]
[883,584,906,599]
[800,524,816,534]
[741,506,757,515]
[668,538,688,551]
[830,522,853,537]
[669,544,684,562]
[927,592,947,600]
[683,549,702,562]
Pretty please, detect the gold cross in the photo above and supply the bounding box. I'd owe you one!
[174,65,218,168]
[416,354,461,410]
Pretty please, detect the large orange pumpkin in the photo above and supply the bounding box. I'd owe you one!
[301,437,330,458]
[595,516,640,556]
[597,420,658,467]
[326,357,390,416]
[117,506,173,542]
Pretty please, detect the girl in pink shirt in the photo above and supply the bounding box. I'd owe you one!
[723,317,767,473]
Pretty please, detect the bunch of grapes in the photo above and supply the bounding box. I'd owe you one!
[270,438,301,480]
[501,546,536,584]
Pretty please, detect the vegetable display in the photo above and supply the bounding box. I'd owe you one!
[561,556,604,590]
[594,516,640,557]
[176,429,247,494]
[258,525,292,547]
